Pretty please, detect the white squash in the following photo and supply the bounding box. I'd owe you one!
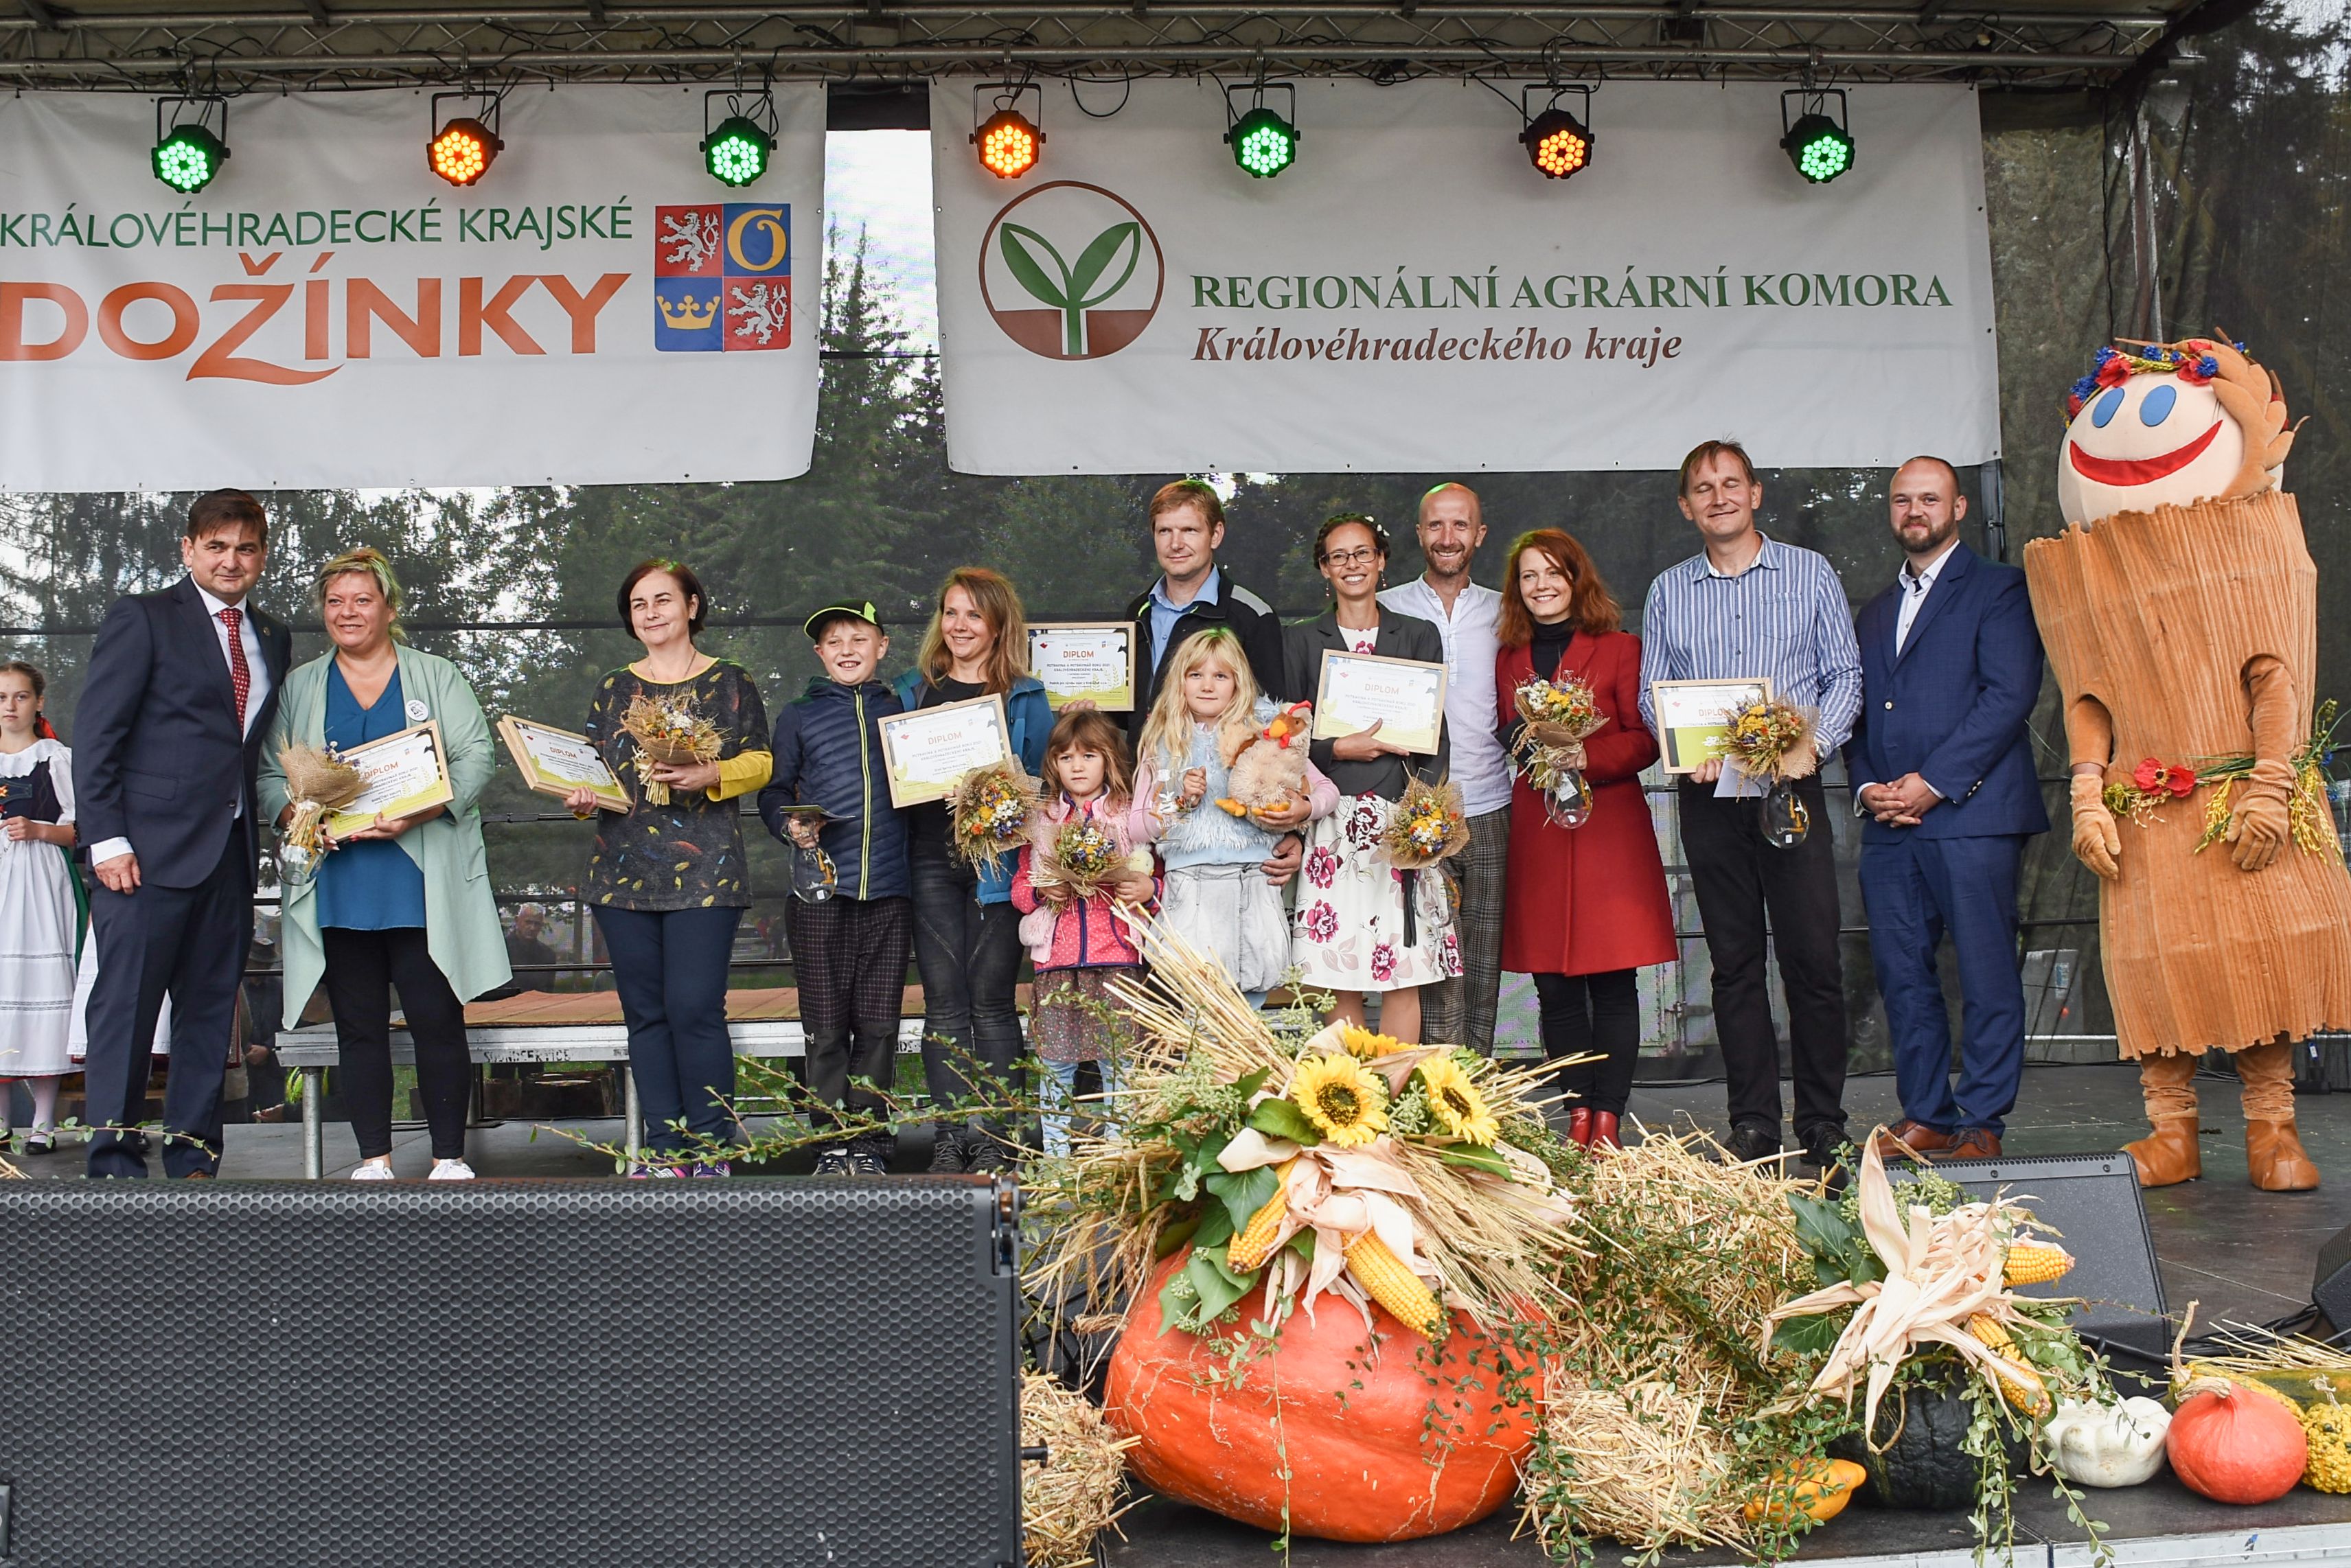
[2046,1396,2172,1488]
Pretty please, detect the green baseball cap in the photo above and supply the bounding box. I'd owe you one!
[805,599,884,639]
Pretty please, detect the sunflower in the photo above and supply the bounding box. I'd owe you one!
[1417,1056,1500,1146]
[1341,1024,1410,1060]
[1289,1052,1391,1148]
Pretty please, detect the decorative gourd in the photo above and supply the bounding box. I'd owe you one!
[2045,1398,2171,1488]
[1742,1459,1868,1525]
[1103,1249,1537,1542]
[2168,1381,2308,1505]
[1833,1374,1984,1510]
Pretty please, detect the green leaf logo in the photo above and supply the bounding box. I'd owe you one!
[999,220,1143,356]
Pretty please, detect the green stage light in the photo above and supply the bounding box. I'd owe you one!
[1227,106,1297,178]
[702,115,774,187]
[152,122,229,194]
[1781,111,1855,184]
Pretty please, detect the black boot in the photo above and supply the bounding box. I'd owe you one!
[927,1122,969,1174]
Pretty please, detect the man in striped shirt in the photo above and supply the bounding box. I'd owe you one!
[1638,439,1863,1178]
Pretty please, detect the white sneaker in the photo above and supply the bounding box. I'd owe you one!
[351,1160,395,1181]
[427,1159,477,1181]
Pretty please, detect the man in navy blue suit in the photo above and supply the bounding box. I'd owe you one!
[1845,457,2048,1162]
[75,490,291,1178]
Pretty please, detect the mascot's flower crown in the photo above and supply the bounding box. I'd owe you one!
[2064,338,2246,421]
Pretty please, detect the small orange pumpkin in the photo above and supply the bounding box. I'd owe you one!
[2168,1382,2308,1506]
[1103,1249,1539,1542]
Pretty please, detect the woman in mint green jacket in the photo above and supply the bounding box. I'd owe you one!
[259,549,509,1180]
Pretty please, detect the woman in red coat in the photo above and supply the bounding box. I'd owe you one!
[1496,529,1677,1149]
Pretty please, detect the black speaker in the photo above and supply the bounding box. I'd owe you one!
[1900,1152,2170,1361]
[2311,1221,2351,1337]
[0,1179,1021,1568]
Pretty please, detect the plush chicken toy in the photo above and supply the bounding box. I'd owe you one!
[2025,334,2351,1192]
[1216,701,1314,819]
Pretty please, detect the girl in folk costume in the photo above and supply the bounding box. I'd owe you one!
[1009,710,1160,1158]
[1495,531,1677,1151]
[2026,336,2351,1190]
[1139,627,1337,1001]
[0,662,80,1155]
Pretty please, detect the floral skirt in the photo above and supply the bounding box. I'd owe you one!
[1291,794,1460,993]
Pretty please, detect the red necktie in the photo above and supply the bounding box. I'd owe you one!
[220,607,250,730]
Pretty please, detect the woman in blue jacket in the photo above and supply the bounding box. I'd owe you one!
[892,567,1053,1173]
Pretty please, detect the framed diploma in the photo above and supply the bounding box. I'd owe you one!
[499,715,630,813]
[321,721,455,838]
[1027,621,1138,711]
[878,694,1013,808]
[1310,649,1447,755]
[1651,678,1774,774]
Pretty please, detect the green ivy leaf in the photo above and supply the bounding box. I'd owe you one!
[1205,1164,1280,1237]
[1234,1066,1272,1100]
[1770,1312,1844,1358]
[1432,1142,1513,1178]
[1248,1096,1322,1145]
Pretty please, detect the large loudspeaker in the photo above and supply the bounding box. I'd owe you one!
[2310,1223,2351,1336]
[1904,1152,2170,1360]
[0,1179,1021,1568]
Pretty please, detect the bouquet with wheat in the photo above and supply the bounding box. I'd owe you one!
[1028,818,1151,906]
[950,759,1040,876]
[1384,776,1470,871]
[277,743,365,880]
[1511,675,1609,828]
[619,692,723,806]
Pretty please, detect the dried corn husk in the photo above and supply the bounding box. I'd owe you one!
[1022,1372,1136,1568]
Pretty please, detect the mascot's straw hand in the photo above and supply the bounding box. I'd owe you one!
[2070,772,2122,879]
[2225,760,2295,873]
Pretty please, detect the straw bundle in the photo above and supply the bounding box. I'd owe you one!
[0,1150,23,1179]
[1528,1379,1745,1552]
[277,743,365,858]
[1021,1372,1136,1568]
[619,693,722,804]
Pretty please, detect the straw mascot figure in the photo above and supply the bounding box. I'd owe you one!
[2023,336,2351,1190]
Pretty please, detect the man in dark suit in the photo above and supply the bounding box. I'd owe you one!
[76,489,292,1178]
[1844,457,2049,1162]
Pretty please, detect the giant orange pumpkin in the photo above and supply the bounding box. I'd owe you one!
[1103,1249,1539,1541]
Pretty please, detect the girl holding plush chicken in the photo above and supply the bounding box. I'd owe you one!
[1010,710,1162,1157]
[1139,628,1338,1001]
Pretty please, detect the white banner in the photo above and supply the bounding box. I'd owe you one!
[932,79,1998,474]
[0,86,823,490]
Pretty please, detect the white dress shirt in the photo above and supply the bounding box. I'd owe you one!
[87,585,271,866]
[1379,575,1511,817]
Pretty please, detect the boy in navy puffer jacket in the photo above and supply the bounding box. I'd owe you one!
[758,601,912,1175]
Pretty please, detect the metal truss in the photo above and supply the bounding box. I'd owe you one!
[0,1,2172,91]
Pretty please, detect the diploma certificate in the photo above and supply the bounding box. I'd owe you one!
[1651,678,1774,774]
[500,716,630,813]
[879,695,1013,807]
[1311,650,1447,756]
[1027,622,1138,711]
[323,722,455,838]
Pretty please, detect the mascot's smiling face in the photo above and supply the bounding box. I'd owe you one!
[2058,371,2244,526]
[2056,337,2294,528]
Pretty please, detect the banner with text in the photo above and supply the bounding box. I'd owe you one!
[932,79,1997,474]
[0,87,822,490]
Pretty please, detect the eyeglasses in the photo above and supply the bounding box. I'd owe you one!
[1320,547,1381,568]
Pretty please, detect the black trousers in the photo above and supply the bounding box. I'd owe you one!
[1534,969,1640,1117]
[908,845,1026,1128]
[323,926,472,1160]
[82,830,250,1179]
[785,895,913,1140]
[1677,776,1848,1138]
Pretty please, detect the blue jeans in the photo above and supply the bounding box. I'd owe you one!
[1041,1057,1124,1159]
[595,905,742,1154]
[1859,833,2028,1136]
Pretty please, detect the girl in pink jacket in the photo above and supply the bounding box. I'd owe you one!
[1010,710,1160,1157]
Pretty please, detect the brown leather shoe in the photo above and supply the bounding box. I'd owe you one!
[1869,1120,1955,1162]
[1944,1128,2002,1161]
[2124,1116,2202,1187]
[2247,1120,2321,1192]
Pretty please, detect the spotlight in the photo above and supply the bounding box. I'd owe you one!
[1224,83,1299,179]
[151,97,230,194]
[1780,89,1855,184]
[702,88,778,187]
[971,83,1044,179]
[428,93,503,187]
[1518,85,1595,181]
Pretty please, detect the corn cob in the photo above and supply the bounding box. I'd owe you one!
[2003,1241,2074,1287]
[1226,1159,1298,1272]
[1966,1313,2014,1351]
[1343,1232,1444,1337]
[1988,1354,2051,1416]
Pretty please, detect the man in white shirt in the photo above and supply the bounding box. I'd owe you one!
[75,489,291,1178]
[1381,483,1511,1054]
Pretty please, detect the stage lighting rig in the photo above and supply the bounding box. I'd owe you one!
[1781,89,1856,184]
[1518,85,1594,181]
[428,92,504,187]
[702,87,777,188]
[971,83,1044,179]
[1224,82,1298,178]
[152,97,231,194]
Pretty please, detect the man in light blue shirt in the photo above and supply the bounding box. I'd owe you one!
[1638,439,1862,1179]
[1381,482,1510,1054]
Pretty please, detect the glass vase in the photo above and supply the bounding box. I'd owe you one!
[1761,779,1811,849]
[792,844,838,903]
[1544,770,1595,830]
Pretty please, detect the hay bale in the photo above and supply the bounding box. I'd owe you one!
[1525,1379,1745,1552]
[1022,1371,1135,1568]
